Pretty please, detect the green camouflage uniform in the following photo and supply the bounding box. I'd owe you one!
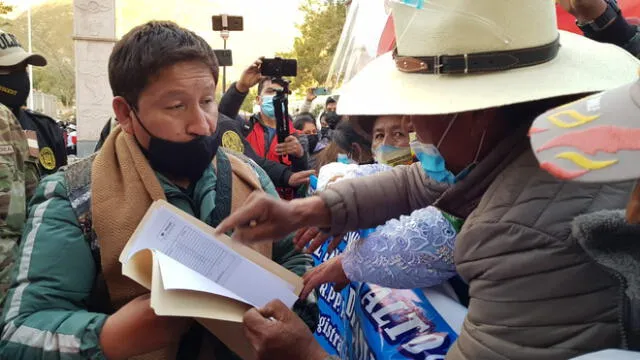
[0,104,38,304]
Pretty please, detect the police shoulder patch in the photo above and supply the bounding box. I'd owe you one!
[39,147,56,170]
[221,130,244,153]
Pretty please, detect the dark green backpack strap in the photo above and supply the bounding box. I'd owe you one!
[62,153,112,314]
[63,153,97,253]
[208,150,233,228]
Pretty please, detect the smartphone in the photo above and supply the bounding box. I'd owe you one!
[313,87,331,96]
[212,15,244,31]
[213,49,233,67]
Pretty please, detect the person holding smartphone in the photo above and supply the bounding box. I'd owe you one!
[299,87,333,114]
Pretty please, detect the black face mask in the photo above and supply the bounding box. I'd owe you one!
[325,111,341,130]
[320,126,330,139]
[0,72,30,112]
[133,109,220,182]
[307,134,319,153]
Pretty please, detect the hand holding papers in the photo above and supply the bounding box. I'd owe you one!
[119,200,303,359]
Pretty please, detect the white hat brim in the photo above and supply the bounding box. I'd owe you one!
[0,52,47,68]
[337,31,640,116]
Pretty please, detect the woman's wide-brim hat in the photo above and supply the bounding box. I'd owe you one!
[339,0,640,136]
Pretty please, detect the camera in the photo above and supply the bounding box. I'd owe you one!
[261,58,297,77]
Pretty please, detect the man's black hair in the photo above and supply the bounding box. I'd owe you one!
[109,21,219,108]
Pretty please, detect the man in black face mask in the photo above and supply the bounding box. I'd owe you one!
[317,97,340,145]
[320,97,340,130]
[0,21,317,360]
[0,30,67,176]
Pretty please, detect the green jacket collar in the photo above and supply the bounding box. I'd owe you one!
[155,164,217,223]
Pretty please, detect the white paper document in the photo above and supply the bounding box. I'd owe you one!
[125,206,299,308]
[155,252,252,305]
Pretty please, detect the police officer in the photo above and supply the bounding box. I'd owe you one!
[0,30,67,176]
[18,107,67,175]
[0,30,43,302]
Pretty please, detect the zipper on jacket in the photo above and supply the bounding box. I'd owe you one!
[165,187,199,219]
[604,269,629,349]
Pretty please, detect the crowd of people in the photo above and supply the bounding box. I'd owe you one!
[0,0,638,359]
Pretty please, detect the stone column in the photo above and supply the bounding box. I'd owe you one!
[73,0,116,157]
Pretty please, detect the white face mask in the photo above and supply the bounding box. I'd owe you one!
[373,144,413,167]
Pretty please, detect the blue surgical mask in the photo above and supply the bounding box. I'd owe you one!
[260,95,276,119]
[411,114,484,184]
[337,153,358,165]
[400,0,424,9]
[411,141,457,184]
